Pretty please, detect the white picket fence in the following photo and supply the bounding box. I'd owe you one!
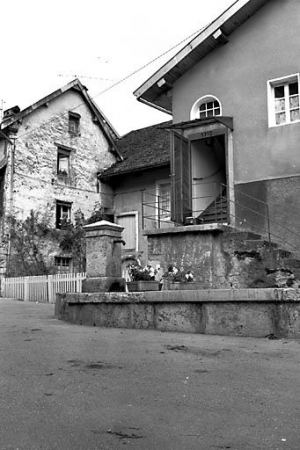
[1,272,86,303]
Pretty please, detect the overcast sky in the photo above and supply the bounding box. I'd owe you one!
[1,0,235,136]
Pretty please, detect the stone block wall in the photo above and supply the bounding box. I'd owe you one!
[55,288,300,339]
[146,226,300,289]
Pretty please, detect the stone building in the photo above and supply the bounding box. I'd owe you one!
[0,79,120,275]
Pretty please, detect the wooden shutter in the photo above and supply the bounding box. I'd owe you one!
[170,132,191,223]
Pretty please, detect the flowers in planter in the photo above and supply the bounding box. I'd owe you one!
[163,265,194,283]
[127,263,159,281]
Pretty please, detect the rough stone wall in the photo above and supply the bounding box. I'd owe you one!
[147,228,300,289]
[0,89,117,274]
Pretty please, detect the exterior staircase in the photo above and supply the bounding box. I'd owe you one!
[222,229,300,289]
[197,189,228,224]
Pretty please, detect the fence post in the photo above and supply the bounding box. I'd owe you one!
[24,277,29,302]
[47,275,53,303]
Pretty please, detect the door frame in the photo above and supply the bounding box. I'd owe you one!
[182,122,235,225]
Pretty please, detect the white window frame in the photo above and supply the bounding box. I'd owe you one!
[190,95,222,120]
[116,211,138,251]
[268,73,300,128]
[156,179,171,222]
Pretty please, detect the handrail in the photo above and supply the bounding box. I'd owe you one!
[141,181,300,254]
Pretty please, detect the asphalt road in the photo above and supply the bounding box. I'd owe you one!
[1,298,300,450]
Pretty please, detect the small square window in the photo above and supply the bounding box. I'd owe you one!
[56,201,72,229]
[68,112,80,135]
[268,74,300,127]
[55,256,72,272]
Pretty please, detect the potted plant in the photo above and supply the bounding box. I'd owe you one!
[162,265,201,290]
[126,263,161,292]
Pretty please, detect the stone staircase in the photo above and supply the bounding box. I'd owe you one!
[197,189,228,224]
[221,229,300,289]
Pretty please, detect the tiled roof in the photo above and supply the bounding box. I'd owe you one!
[100,121,171,180]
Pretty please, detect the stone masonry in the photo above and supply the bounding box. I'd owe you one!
[0,84,118,274]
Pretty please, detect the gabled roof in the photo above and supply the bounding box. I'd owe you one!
[1,79,121,156]
[134,0,269,113]
[100,121,171,181]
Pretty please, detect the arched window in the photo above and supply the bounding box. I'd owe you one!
[190,95,222,120]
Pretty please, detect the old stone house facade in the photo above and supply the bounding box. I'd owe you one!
[0,79,120,275]
[134,0,300,255]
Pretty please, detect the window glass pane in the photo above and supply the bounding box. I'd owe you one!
[291,109,300,122]
[275,112,286,125]
[289,95,299,109]
[199,111,207,119]
[274,85,285,98]
[58,156,69,174]
[275,98,285,112]
[207,109,214,118]
[215,107,221,116]
[199,104,205,111]
[289,82,298,95]
[207,102,213,109]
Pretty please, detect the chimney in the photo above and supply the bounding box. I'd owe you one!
[3,106,20,120]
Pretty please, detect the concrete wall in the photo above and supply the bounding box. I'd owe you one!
[145,226,300,289]
[55,288,300,339]
[173,0,300,184]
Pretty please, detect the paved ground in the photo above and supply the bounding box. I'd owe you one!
[1,298,300,450]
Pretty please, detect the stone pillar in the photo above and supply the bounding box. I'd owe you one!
[82,220,126,292]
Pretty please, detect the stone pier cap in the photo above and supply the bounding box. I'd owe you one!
[84,220,124,237]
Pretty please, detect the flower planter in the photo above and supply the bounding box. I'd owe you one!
[127,281,160,292]
[163,281,203,290]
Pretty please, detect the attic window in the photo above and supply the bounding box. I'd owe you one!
[68,112,80,135]
[190,95,222,120]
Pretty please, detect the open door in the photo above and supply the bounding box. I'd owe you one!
[171,132,192,223]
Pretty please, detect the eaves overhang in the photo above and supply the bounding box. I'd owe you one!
[161,116,234,131]
[134,0,269,114]
[99,161,170,182]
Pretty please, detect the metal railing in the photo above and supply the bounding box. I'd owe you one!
[140,181,300,255]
